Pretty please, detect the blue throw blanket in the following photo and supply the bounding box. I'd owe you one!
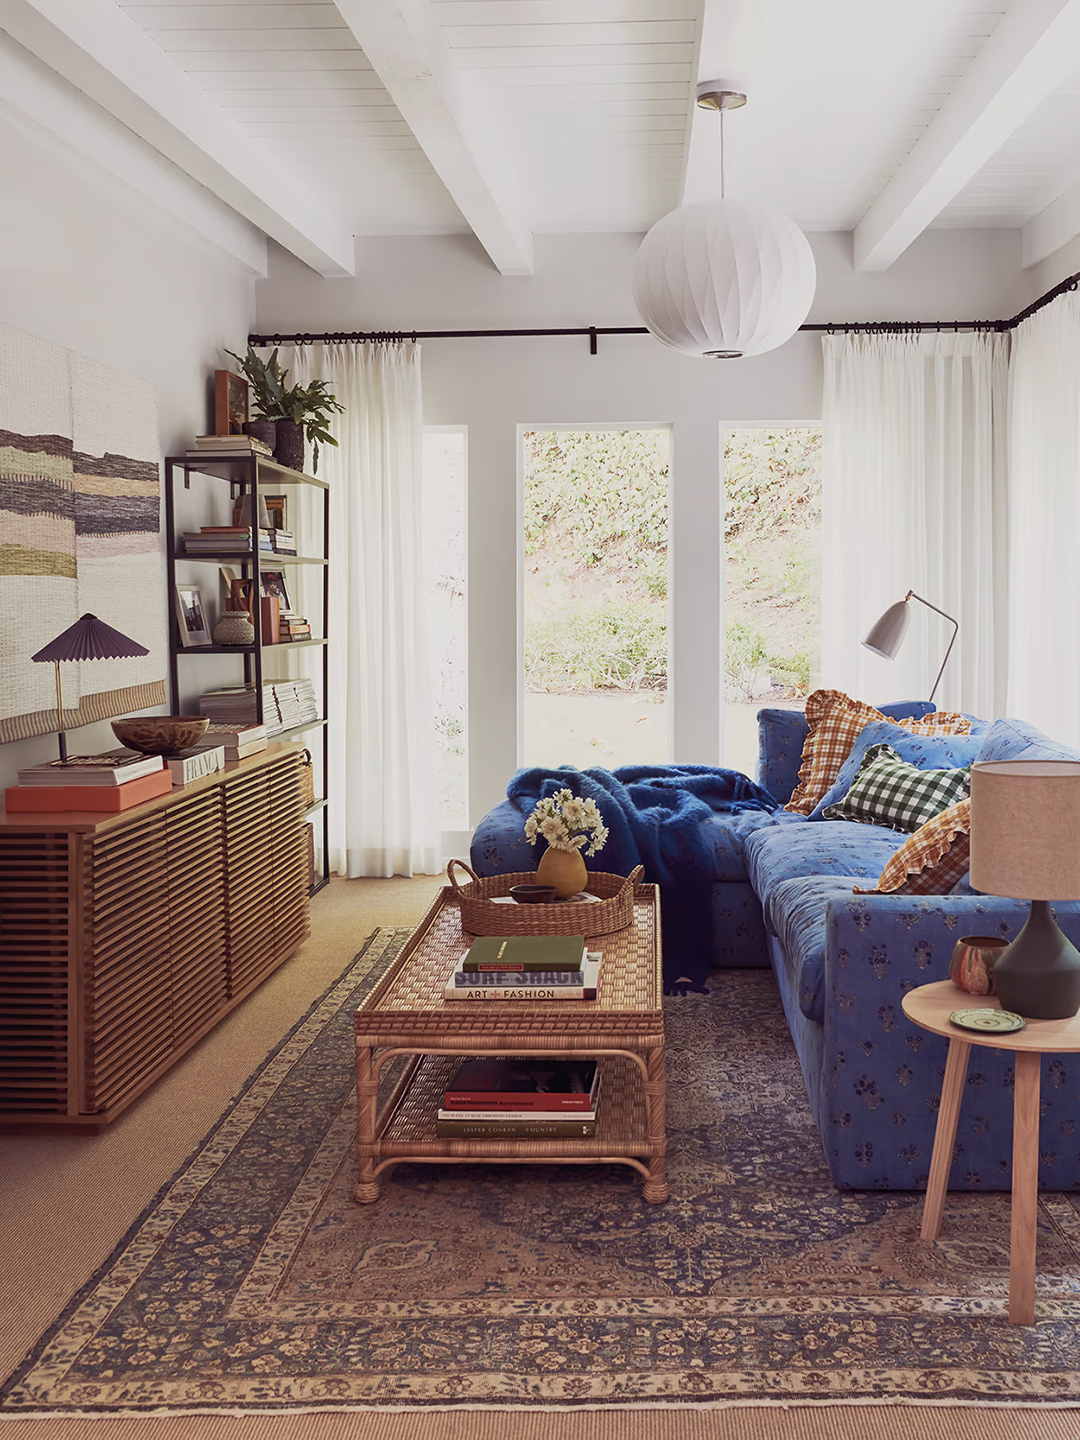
[506,764,778,993]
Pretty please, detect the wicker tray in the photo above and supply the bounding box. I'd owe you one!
[446,858,641,938]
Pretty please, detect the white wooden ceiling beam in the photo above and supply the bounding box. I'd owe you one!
[332,0,533,275]
[854,0,1080,272]
[1023,178,1080,268]
[0,31,267,276]
[678,0,759,207]
[0,0,357,276]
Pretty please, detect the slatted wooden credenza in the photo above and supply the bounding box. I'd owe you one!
[0,744,311,1129]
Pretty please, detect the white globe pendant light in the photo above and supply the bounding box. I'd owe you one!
[633,88,816,359]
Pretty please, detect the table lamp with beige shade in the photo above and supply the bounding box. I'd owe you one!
[969,759,1080,1019]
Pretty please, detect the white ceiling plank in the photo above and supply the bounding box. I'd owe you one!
[443,21,695,46]
[432,1,696,21]
[1023,179,1080,265]
[173,49,374,69]
[454,43,692,67]
[0,30,267,275]
[467,65,690,86]
[2,0,357,275]
[122,4,345,26]
[854,0,1080,271]
[332,0,534,274]
[147,29,360,50]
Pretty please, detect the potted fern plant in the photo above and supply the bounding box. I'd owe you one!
[225,346,345,474]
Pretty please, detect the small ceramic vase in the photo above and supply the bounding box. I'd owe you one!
[536,844,588,900]
[213,609,255,646]
[949,935,1008,996]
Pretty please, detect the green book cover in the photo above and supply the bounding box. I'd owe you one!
[461,933,587,973]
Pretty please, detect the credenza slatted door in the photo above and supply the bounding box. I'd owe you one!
[0,832,71,1115]
[83,812,172,1115]
[0,748,309,1126]
[269,754,310,963]
[165,787,228,1049]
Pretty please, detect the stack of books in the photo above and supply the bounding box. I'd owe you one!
[436,1056,601,1138]
[165,745,225,786]
[198,682,317,737]
[185,433,272,459]
[191,722,267,762]
[279,610,311,642]
[443,934,600,1001]
[5,749,172,812]
[269,529,296,555]
[181,526,267,555]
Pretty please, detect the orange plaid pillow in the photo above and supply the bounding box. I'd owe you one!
[784,690,971,816]
[854,798,971,896]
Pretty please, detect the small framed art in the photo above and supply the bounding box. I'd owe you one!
[214,370,248,436]
[260,569,291,611]
[174,583,212,647]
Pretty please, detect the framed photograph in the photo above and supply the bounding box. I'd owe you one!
[260,570,291,612]
[174,583,212,647]
[264,494,288,531]
[214,369,248,436]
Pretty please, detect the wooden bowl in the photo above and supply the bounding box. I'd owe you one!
[111,715,210,756]
[508,884,558,905]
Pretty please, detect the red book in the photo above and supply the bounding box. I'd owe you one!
[5,769,173,813]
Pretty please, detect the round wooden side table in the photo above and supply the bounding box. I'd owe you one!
[902,979,1080,1325]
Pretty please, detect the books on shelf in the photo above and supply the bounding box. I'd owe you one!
[165,745,224,786]
[193,722,267,746]
[5,769,173,813]
[460,934,587,973]
[182,529,251,553]
[197,681,318,737]
[434,1114,598,1139]
[443,1057,599,1112]
[443,953,600,1001]
[269,529,296,555]
[188,434,273,457]
[16,749,164,787]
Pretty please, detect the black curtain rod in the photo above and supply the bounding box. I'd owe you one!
[249,269,1079,351]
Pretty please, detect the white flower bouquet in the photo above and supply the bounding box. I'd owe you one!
[524,788,609,857]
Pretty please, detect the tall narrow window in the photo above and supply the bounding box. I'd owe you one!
[723,427,822,777]
[522,428,670,769]
[422,427,468,829]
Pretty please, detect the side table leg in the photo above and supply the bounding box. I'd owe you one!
[921,1038,970,1240]
[353,1041,380,1205]
[642,1043,669,1204]
[1009,1050,1041,1326]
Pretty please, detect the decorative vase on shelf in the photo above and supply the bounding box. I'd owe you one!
[274,420,305,472]
[212,609,255,646]
[536,845,588,900]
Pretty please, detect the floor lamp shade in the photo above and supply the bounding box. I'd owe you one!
[632,199,816,359]
[862,599,910,660]
[970,760,1080,1018]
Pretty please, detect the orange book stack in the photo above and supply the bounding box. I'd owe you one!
[5,769,172,813]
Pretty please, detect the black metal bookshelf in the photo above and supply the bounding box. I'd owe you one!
[164,451,331,893]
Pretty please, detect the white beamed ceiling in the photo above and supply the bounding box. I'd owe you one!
[64,0,1080,267]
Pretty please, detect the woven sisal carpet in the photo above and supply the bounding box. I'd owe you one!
[5,927,1080,1418]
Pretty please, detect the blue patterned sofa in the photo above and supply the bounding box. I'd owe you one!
[470,707,1080,1192]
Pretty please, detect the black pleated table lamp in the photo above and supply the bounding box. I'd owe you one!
[30,613,149,761]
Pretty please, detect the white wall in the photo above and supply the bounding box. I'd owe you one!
[257,226,1027,823]
[0,99,256,789]
[257,227,1026,822]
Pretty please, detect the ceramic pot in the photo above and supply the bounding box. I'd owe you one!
[212,609,255,646]
[243,420,276,450]
[536,845,588,900]
[949,935,1007,996]
[274,419,305,472]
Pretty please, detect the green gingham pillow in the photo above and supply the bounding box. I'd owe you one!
[822,743,971,833]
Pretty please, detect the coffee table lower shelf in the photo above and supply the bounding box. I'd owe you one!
[355,1051,666,1200]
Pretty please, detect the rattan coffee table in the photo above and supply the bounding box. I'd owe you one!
[352,879,668,1204]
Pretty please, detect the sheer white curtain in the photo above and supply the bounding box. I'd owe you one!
[283,340,439,877]
[1005,290,1080,746]
[820,330,1009,717]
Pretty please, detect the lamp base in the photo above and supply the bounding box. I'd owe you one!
[992,900,1080,1020]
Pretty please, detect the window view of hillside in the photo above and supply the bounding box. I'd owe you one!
[723,427,822,775]
[522,428,670,769]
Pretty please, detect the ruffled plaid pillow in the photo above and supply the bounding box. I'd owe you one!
[854,799,971,895]
[823,743,971,832]
[784,689,972,816]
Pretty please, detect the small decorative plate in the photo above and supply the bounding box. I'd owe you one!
[949,1007,1026,1034]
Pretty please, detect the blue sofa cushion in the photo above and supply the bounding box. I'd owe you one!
[701,807,803,881]
[808,720,984,820]
[975,717,1080,764]
[757,700,937,806]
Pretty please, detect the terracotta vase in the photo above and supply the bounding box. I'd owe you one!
[536,844,588,900]
[949,935,1007,996]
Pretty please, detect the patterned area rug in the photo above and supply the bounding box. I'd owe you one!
[5,927,1080,1417]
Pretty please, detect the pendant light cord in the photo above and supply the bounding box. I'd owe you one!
[719,106,725,200]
